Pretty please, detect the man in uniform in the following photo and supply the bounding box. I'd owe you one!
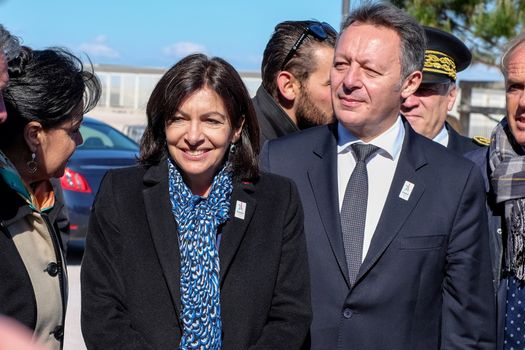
[401,26,488,154]
[253,20,337,147]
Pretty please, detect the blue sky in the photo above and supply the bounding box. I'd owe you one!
[1,0,502,81]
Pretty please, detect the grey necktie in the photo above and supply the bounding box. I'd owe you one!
[341,143,379,286]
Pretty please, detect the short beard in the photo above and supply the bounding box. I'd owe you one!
[295,87,333,130]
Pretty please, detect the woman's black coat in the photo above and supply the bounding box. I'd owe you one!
[81,161,311,349]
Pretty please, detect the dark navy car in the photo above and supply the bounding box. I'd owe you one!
[60,117,139,243]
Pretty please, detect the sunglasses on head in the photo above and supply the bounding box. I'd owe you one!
[280,21,336,71]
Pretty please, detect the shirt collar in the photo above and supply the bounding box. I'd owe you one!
[432,125,449,147]
[337,116,405,160]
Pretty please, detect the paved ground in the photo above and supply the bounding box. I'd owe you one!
[64,247,87,350]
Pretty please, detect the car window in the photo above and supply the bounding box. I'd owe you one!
[78,122,139,151]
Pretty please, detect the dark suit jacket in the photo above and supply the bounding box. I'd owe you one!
[80,161,311,350]
[260,120,496,349]
[446,122,485,155]
[253,86,299,149]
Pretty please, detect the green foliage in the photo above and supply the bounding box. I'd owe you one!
[391,0,525,66]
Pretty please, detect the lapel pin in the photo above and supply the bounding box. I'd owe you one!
[235,200,246,220]
[399,181,414,201]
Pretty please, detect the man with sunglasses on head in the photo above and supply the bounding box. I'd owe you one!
[261,2,495,349]
[401,26,489,154]
[254,20,336,147]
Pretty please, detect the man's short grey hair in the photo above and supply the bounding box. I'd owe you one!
[500,30,525,79]
[0,24,21,62]
[341,2,426,81]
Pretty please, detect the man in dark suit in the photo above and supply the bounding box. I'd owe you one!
[261,3,496,349]
[401,26,488,154]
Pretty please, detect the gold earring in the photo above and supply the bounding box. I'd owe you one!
[27,152,37,174]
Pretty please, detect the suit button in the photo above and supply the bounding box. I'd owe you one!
[46,262,59,277]
[343,308,353,319]
[51,325,64,340]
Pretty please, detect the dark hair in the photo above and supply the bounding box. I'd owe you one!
[342,2,426,81]
[261,20,337,98]
[0,47,101,148]
[140,53,260,181]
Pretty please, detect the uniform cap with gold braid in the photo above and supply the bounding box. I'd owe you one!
[423,26,472,84]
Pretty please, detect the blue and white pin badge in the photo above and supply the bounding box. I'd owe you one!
[235,200,246,220]
[399,181,414,201]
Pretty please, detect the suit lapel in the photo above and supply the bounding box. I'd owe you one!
[355,123,427,284]
[142,161,182,326]
[446,122,477,155]
[307,125,351,287]
[446,122,463,154]
[219,182,256,285]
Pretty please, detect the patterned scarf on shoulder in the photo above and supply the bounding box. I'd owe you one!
[0,150,55,212]
[489,118,525,280]
[168,158,233,349]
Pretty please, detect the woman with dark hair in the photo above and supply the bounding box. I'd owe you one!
[81,53,311,349]
[0,46,101,350]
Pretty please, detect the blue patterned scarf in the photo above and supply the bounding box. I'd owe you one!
[168,159,232,350]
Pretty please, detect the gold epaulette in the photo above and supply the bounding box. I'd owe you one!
[472,136,490,146]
